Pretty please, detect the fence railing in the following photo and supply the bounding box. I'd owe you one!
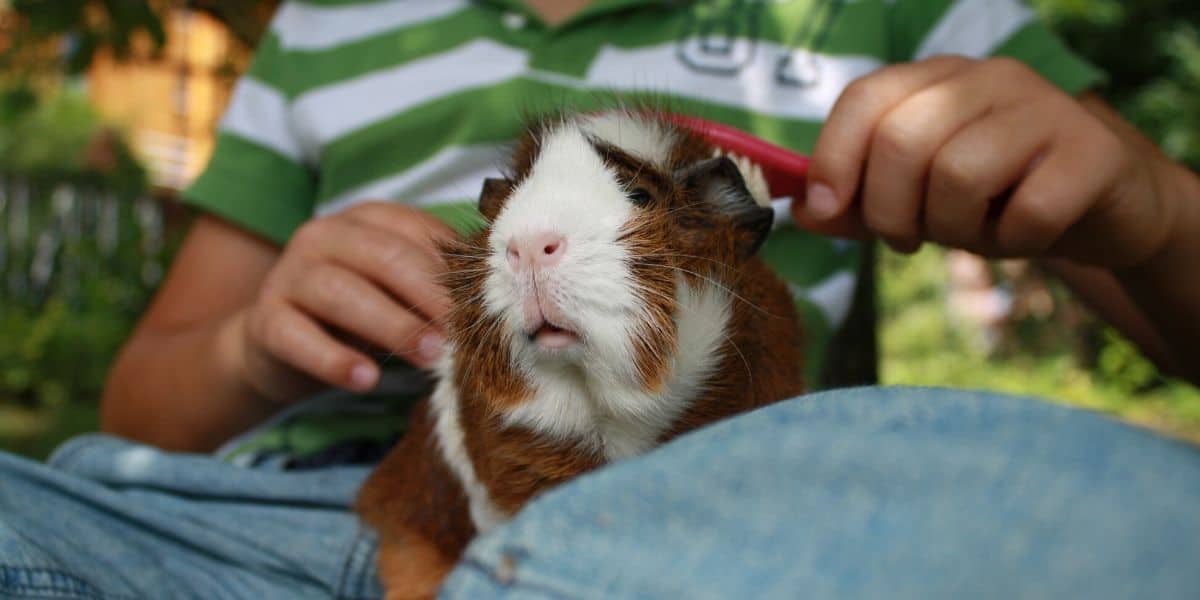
[0,175,166,310]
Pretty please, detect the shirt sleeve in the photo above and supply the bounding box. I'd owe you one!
[181,5,315,245]
[889,0,1106,96]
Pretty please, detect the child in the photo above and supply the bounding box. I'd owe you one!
[4,1,1199,597]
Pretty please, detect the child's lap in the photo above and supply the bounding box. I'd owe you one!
[4,387,1200,599]
[445,387,1200,599]
[0,434,381,599]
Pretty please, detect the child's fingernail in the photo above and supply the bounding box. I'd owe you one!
[351,363,378,389]
[806,184,840,219]
[419,332,446,363]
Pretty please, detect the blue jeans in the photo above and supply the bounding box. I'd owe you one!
[2,387,1199,599]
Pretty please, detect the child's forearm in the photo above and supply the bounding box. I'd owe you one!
[1076,95,1200,383]
[1038,258,1174,374]
[100,310,280,453]
[1116,162,1200,384]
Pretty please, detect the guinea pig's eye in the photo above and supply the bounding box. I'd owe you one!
[626,187,652,207]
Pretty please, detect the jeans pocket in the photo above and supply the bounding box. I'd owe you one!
[0,565,121,600]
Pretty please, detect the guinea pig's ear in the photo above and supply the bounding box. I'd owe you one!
[676,157,774,259]
[478,177,514,221]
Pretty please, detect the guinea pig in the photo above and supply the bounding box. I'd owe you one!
[355,111,805,599]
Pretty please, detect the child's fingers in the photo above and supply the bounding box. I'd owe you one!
[924,102,1052,251]
[803,56,971,228]
[788,194,870,239]
[996,125,1119,259]
[247,302,379,393]
[859,61,1005,252]
[342,201,460,258]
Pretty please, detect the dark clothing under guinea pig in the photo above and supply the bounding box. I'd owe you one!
[356,111,804,599]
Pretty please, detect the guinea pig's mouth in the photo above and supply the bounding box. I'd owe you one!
[528,321,580,350]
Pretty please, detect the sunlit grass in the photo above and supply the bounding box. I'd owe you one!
[879,245,1200,444]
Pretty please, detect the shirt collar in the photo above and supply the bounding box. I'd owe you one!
[477,0,686,30]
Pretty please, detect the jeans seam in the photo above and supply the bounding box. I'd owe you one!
[0,565,134,600]
[335,525,379,600]
[333,526,361,600]
[457,556,579,600]
[44,436,107,472]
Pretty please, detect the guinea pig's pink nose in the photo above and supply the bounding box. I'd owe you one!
[507,232,566,271]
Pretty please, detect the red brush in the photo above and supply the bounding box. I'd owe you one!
[666,114,811,204]
[666,115,865,239]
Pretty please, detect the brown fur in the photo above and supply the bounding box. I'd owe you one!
[460,394,604,514]
[663,257,804,439]
[374,533,454,600]
[357,113,804,598]
[354,401,473,599]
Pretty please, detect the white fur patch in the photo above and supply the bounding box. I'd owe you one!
[485,120,642,372]
[503,276,732,461]
[428,349,507,533]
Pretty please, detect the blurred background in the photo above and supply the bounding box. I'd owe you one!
[0,0,1197,460]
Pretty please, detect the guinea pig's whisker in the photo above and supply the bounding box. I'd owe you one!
[384,294,459,323]
[455,314,499,343]
[721,330,754,384]
[450,314,494,344]
[439,270,493,281]
[447,202,483,225]
[629,262,779,319]
[635,318,674,354]
[375,319,445,363]
[458,317,511,389]
[630,161,651,189]
[659,200,705,218]
[628,252,725,269]
[455,299,511,341]
[438,265,492,276]
[438,252,490,260]
[630,283,675,308]
[615,228,645,243]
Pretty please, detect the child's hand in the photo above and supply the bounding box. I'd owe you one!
[795,56,1180,270]
[232,202,457,402]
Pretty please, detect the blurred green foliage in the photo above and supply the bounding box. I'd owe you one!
[3,0,278,74]
[879,246,1200,443]
[0,83,146,192]
[0,262,155,459]
[2,257,155,409]
[0,83,162,455]
[5,0,165,75]
[1031,0,1200,167]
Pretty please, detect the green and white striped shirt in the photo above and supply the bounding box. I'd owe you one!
[189,0,1101,457]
